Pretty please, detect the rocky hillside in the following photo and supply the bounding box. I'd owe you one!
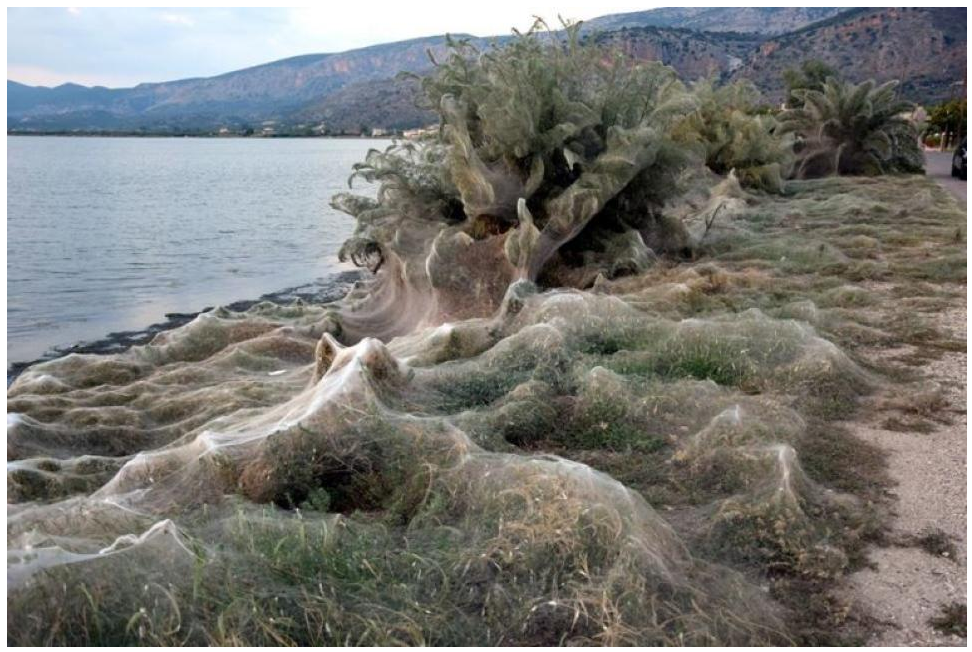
[7,7,967,134]
[293,77,429,133]
[583,7,845,36]
[731,7,968,104]
[591,27,761,80]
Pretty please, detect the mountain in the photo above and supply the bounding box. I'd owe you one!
[582,7,845,36]
[7,34,489,132]
[731,7,968,105]
[293,76,430,133]
[8,7,967,134]
[590,27,762,80]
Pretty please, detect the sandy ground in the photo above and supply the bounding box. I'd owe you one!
[840,175,967,645]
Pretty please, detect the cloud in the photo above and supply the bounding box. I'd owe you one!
[159,12,194,27]
[66,7,81,16]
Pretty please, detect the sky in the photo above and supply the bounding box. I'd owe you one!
[7,3,661,88]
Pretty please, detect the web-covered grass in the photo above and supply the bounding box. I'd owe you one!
[7,173,964,645]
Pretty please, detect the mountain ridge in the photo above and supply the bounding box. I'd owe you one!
[8,7,967,134]
[581,7,846,35]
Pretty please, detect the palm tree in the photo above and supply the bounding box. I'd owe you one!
[779,78,923,177]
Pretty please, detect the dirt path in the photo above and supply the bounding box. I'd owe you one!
[840,288,967,640]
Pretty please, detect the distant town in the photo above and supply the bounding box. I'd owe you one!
[8,122,441,139]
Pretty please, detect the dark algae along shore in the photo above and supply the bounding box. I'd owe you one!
[7,22,966,646]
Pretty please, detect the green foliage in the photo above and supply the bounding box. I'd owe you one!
[300,487,333,512]
[682,79,794,192]
[334,140,459,271]
[782,60,840,109]
[927,99,967,133]
[779,77,923,177]
[926,98,967,148]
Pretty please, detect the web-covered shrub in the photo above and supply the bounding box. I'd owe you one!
[779,77,923,178]
[330,21,700,337]
[681,79,794,193]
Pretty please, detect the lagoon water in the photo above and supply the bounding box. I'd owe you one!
[7,136,388,364]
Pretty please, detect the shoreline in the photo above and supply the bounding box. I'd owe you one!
[6,132,403,139]
[6,269,363,387]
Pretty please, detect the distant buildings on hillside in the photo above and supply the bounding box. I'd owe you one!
[9,120,442,139]
[402,125,438,140]
[208,122,439,139]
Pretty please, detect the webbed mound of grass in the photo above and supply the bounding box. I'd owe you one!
[9,274,879,645]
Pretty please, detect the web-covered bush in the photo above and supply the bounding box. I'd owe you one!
[779,77,923,178]
[329,21,701,338]
[680,79,794,193]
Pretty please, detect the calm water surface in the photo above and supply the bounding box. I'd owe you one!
[7,136,388,363]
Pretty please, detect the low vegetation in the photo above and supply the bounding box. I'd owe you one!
[929,602,967,638]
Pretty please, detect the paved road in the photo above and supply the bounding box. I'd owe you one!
[924,150,966,203]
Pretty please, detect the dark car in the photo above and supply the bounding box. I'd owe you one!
[951,139,967,180]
